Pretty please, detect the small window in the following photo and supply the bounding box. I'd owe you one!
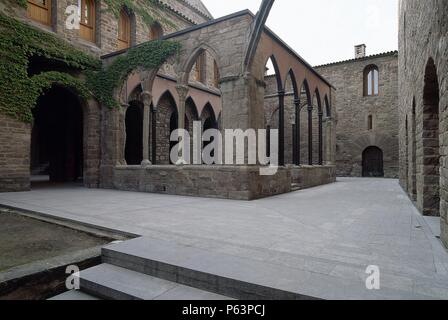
[79,0,95,42]
[364,65,379,96]
[368,115,373,130]
[27,0,51,26]
[195,52,206,83]
[149,22,163,40]
[118,8,131,50]
[213,60,220,88]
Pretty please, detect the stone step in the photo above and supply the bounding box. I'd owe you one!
[102,237,435,300]
[291,183,302,191]
[48,290,100,300]
[102,237,321,300]
[79,263,231,300]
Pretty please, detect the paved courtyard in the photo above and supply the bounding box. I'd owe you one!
[1,178,448,299]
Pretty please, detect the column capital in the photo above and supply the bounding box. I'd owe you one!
[294,98,301,106]
[277,89,286,97]
[307,105,313,112]
[140,91,152,106]
[175,85,190,99]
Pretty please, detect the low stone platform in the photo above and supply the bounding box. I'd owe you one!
[110,165,336,200]
[2,178,448,299]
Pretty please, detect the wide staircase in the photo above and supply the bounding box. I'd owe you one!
[50,237,319,300]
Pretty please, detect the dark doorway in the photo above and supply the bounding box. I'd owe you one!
[31,86,84,183]
[169,111,178,164]
[362,146,384,177]
[125,101,143,165]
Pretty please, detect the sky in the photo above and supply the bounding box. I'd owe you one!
[201,0,398,66]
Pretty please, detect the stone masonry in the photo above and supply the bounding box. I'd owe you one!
[316,51,399,178]
[398,0,448,247]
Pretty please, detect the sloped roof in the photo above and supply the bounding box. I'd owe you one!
[314,51,398,68]
[183,0,213,18]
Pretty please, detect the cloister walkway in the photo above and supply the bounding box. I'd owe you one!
[1,178,448,299]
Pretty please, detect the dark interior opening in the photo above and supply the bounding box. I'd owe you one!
[31,86,84,184]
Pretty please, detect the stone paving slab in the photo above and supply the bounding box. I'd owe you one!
[1,178,448,299]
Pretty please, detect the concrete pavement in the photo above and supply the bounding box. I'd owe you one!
[1,178,448,299]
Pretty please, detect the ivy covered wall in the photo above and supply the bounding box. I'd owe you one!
[0,13,179,123]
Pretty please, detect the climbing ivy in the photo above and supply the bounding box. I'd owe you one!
[86,40,180,109]
[0,13,99,123]
[0,13,180,122]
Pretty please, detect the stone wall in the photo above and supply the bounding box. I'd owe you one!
[0,114,31,192]
[112,165,335,200]
[315,53,399,178]
[0,0,201,57]
[290,165,336,190]
[398,0,448,247]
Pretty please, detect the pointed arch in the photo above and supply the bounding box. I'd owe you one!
[156,90,178,165]
[324,94,331,117]
[180,44,221,86]
[264,55,282,90]
[421,57,440,216]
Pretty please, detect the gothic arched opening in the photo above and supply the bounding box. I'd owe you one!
[362,146,384,177]
[125,101,143,165]
[421,58,440,216]
[31,86,84,184]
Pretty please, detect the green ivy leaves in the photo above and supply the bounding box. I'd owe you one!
[86,40,180,109]
[0,13,179,123]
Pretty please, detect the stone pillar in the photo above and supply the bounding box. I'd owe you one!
[294,98,301,166]
[141,91,152,167]
[151,105,157,165]
[308,105,313,165]
[325,117,335,165]
[278,90,285,166]
[175,85,189,165]
[318,111,323,165]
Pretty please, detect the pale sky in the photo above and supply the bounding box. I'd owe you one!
[201,0,398,66]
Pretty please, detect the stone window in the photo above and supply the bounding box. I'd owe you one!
[368,115,373,130]
[149,22,163,40]
[213,60,220,88]
[79,0,96,43]
[27,0,51,26]
[118,8,131,50]
[195,52,206,83]
[364,65,379,96]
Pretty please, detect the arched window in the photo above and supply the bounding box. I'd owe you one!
[118,8,131,50]
[213,60,220,88]
[79,0,95,43]
[195,52,206,83]
[149,22,163,40]
[364,65,379,96]
[27,0,51,26]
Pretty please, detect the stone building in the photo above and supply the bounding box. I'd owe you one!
[315,48,399,178]
[398,0,448,247]
[0,0,337,200]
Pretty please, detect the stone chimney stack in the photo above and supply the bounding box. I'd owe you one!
[355,44,366,59]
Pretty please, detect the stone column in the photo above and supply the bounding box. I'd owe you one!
[308,105,313,165]
[141,91,152,167]
[151,105,157,165]
[325,117,335,165]
[294,98,301,166]
[278,90,285,166]
[175,85,189,165]
[318,111,323,165]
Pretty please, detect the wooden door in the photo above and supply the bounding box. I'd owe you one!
[27,0,51,26]
[362,147,384,177]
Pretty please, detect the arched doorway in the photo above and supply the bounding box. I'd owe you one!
[125,101,143,165]
[31,86,84,184]
[362,146,384,177]
[421,58,440,216]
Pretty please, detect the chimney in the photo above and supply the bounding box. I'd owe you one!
[355,44,366,59]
